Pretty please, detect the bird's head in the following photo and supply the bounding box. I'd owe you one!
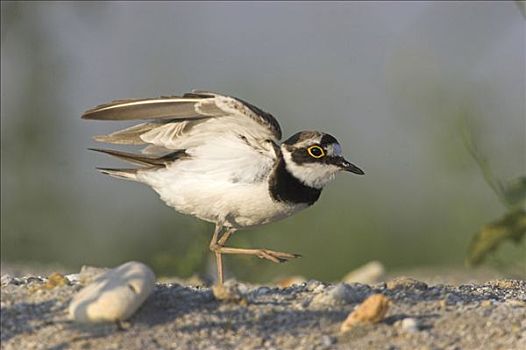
[280,131,364,189]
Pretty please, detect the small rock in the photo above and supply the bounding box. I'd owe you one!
[24,276,45,284]
[400,317,419,333]
[480,300,493,307]
[340,294,390,332]
[386,277,427,290]
[43,272,69,289]
[342,261,385,284]
[328,284,354,303]
[185,274,208,286]
[311,283,361,307]
[77,265,110,285]
[275,276,307,288]
[157,274,208,286]
[305,280,326,292]
[321,335,336,346]
[212,280,247,305]
[69,261,156,323]
[1,274,14,286]
[65,273,80,284]
[438,299,449,309]
[253,286,272,297]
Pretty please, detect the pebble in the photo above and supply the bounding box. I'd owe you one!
[480,300,493,307]
[275,276,307,288]
[212,280,248,305]
[77,265,110,285]
[69,261,156,323]
[438,299,448,309]
[43,272,69,289]
[401,318,420,333]
[253,286,272,296]
[1,274,15,286]
[305,280,326,292]
[321,335,336,346]
[342,261,385,284]
[340,294,390,332]
[386,277,428,290]
[64,266,108,287]
[312,283,371,306]
[311,283,359,307]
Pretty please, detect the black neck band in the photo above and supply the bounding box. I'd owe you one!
[269,155,321,205]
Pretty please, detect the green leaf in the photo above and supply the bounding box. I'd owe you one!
[467,209,526,266]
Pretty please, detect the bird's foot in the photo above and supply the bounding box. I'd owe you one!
[211,246,301,264]
[255,249,301,263]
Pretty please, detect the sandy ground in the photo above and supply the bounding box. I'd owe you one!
[1,266,525,350]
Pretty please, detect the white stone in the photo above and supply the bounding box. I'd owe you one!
[69,261,156,323]
[401,317,420,333]
[311,283,363,307]
[342,261,385,284]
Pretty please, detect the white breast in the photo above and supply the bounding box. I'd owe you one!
[137,161,308,228]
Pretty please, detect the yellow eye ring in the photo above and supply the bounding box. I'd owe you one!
[307,145,325,158]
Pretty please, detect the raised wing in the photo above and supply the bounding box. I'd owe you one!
[83,91,282,183]
[82,91,281,141]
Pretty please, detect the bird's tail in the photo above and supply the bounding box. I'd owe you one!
[90,148,187,181]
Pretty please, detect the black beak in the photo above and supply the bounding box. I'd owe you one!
[338,158,365,175]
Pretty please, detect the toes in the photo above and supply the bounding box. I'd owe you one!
[276,252,302,260]
[259,250,302,263]
[257,251,281,263]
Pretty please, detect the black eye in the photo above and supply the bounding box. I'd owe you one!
[307,145,325,158]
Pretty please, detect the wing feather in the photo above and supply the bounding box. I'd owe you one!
[84,91,282,183]
[93,122,157,145]
[89,148,187,166]
[82,91,282,140]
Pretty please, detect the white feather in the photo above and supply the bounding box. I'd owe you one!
[137,163,302,228]
[140,121,192,149]
[136,118,283,227]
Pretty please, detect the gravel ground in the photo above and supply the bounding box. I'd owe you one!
[1,271,525,350]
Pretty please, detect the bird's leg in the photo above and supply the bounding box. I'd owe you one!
[211,229,301,264]
[210,227,301,282]
[209,224,224,285]
[217,228,234,246]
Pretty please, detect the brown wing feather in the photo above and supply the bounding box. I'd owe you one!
[81,97,202,120]
[89,148,187,166]
[82,91,282,140]
[93,123,158,145]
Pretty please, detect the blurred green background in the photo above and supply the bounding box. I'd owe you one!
[1,1,524,282]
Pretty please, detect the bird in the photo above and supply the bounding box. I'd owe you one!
[82,91,364,284]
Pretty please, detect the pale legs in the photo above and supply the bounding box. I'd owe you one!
[208,224,301,285]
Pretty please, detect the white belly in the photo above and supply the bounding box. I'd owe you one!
[137,166,308,228]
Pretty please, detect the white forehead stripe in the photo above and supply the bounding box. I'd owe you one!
[326,143,342,156]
